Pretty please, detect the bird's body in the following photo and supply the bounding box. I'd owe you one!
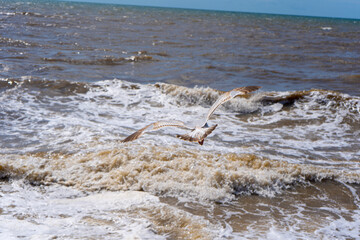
[176,124,218,145]
[121,85,261,145]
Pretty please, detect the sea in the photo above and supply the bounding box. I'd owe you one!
[0,0,359,239]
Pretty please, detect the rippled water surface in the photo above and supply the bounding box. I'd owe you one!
[0,1,359,239]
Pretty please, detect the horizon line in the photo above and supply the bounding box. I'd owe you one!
[59,0,360,21]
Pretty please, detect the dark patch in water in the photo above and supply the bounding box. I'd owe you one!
[259,91,310,107]
[0,78,89,96]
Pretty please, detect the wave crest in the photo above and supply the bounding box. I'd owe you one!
[2,144,359,201]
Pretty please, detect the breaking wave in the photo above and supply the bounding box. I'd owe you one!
[0,79,359,203]
[1,144,359,202]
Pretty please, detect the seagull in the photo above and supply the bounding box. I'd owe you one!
[121,86,261,144]
[176,86,261,145]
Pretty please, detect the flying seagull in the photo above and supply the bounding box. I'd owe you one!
[121,86,261,144]
[176,86,261,145]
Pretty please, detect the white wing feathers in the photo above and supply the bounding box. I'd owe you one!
[202,86,261,126]
[121,120,189,143]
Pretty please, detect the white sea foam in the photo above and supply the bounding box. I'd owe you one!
[0,181,163,239]
[0,181,224,239]
[321,26,332,30]
[0,12,16,16]
[315,210,360,239]
[1,79,359,169]
[1,79,360,240]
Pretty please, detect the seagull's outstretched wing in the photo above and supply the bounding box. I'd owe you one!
[121,120,190,143]
[202,86,261,126]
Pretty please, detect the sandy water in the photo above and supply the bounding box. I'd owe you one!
[1,0,360,239]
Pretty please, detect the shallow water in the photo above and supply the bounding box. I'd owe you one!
[0,0,360,239]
